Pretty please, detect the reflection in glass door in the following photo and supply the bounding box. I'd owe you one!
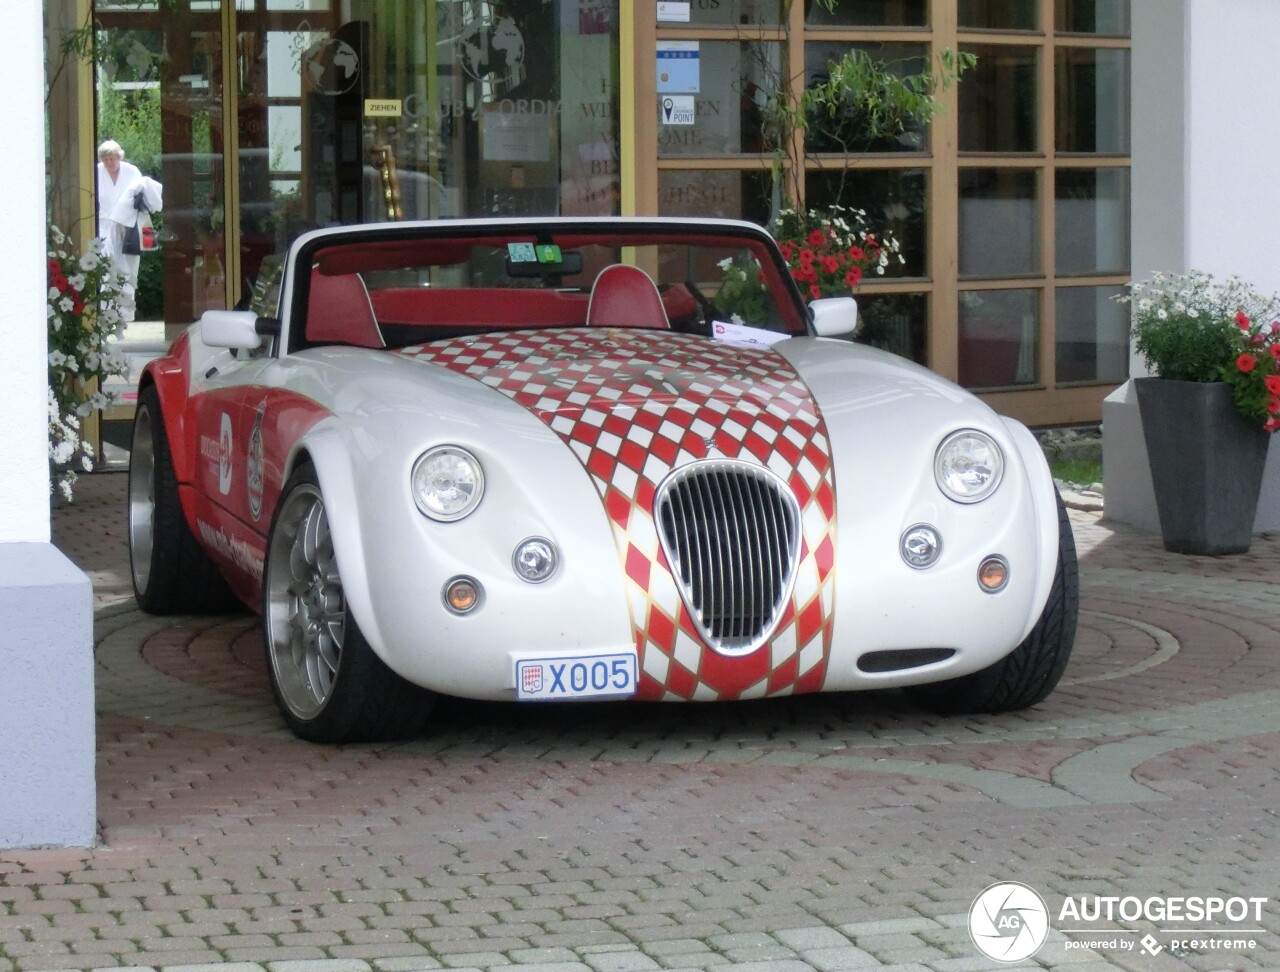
[233,0,621,311]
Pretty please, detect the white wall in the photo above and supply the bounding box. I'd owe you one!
[0,2,56,543]
[1184,0,1280,297]
[0,0,97,848]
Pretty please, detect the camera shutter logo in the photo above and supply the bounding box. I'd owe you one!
[969,882,1050,963]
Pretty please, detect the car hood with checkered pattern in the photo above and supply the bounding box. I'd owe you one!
[398,327,840,699]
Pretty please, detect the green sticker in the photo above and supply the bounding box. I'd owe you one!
[535,244,563,264]
[507,242,537,263]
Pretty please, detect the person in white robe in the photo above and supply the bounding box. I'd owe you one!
[96,140,163,323]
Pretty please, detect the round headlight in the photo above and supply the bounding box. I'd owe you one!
[901,524,942,569]
[935,430,1004,504]
[411,446,485,521]
[513,537,558,583]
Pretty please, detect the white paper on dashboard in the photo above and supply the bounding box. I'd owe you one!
[710,319,792,348]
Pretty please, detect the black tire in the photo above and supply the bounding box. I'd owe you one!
[128,384,240,614]
[262,462,433,743]
[906,490,1079,714]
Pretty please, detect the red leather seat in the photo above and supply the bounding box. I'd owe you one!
[306,271,385,348]
[586,264,670,330]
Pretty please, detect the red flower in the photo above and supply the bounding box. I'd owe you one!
[809,284,823,300]
[802,266,818,283]
[847,245,865,262]
[1268,418,1280,432]
[799,248,815,265]
[807,229,825,248]
[1270,396,1280,415]
[820,255,840,274]
[1237,353,1258,373]
[1267,375,1280,396]
[844,266,863,287]
[1236,310,1252,331]
[779,242,794,261]
[71,300,85,315]
[1270,345,1280,361]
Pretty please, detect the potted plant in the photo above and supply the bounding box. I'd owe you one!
[1122,270,1280,554]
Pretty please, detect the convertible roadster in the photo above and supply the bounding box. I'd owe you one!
[128,217,1077,742]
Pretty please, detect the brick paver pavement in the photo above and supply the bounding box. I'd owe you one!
[6,470,1277,972]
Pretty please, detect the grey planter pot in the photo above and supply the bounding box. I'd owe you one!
[1134,378,1269,555]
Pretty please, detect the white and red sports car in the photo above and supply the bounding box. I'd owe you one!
[127,217,1077,742]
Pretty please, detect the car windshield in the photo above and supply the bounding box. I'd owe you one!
[290,224,807,352]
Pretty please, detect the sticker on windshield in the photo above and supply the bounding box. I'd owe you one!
[711,319,792,348]
[507,242,537,263]
[535,244,563,264]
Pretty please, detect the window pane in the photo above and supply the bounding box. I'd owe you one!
[959,0,1037,30]
[1056,47,1130,153]
[1056,286,1128,382]
[959,169,1039,277]
[807,0,926,28]
[959,289,1040,388]
[959,45,1038,153]
[1056,168,1130,275]
[658,169,773,225]
[1055,0,1130,35]
[658,42,780,157]
[803,43,930,153]
[808,169,926,278]
[662,0,783,27]
[857,292,928,364]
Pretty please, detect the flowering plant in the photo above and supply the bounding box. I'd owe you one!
[713,205,902,325]
[1120,270,1280,430]
[774,205,903,301]
[47,225,130,499]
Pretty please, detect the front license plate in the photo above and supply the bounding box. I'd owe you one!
[514,652,637,701]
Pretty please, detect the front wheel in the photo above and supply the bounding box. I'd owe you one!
[263,463,433,743]
[906,491,1079,714]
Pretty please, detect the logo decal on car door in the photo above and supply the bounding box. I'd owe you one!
[218,412,234,495]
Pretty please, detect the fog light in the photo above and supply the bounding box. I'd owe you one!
[978,556,1010,593]
[513,537,558,583]
[444,576,481,614]
[900,524,942,569]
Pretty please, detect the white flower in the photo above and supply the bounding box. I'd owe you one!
[78,251,100,271]
[1188,309,1199,319]
[65,356,79,373]
[48,350,66,367]
[59,479,74,503]
[1138,299,1152,311]
[67,274,86,291]
[1156,308,1168,320]
[717,257,732,270]
[58,295,74,312]
[80,455,93,472]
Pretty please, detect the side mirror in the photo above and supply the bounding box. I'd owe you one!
[810,296,859,339]
[200,310,262,350]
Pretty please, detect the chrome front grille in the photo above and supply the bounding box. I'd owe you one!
[654,460,802,657]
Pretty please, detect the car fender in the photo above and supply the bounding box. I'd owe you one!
[140,333,195,483]
[1001,416,1062,643]
[284,421,389,657]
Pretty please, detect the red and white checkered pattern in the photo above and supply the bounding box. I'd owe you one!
[401,330,837,701]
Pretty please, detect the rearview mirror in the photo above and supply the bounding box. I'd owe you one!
[810,297,859,339]
[200,310,263,350]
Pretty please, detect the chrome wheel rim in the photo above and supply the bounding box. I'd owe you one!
[127,404,156,594]
[266,484,345,720]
